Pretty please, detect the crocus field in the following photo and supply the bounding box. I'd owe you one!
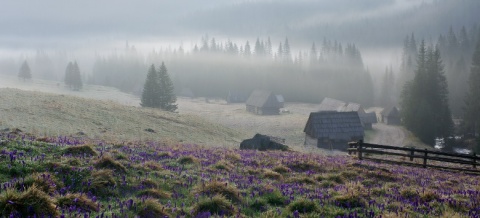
[1,131,480,218]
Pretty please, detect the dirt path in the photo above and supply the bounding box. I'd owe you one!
[366,123,406,147]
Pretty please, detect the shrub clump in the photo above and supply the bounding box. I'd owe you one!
[63,144,97,156]
[194,180,242,203]
[95,155,126,172]
[192,195,236,217]
[136,198,170,218]
[56,193,98,212]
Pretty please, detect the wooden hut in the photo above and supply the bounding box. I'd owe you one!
[245,90,281,115]
[276,95,285,108]
[319,98,377,129]
[226,91,249,103]
[381,106,401,125]
[304,111,364,151]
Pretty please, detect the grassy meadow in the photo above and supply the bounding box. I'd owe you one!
[0,131,479,217]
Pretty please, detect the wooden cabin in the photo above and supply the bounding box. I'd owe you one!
[304,111,364,151]
[381,106,401,125]
[245,90,281,115]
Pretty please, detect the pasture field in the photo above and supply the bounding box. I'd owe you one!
[0,132,478,217]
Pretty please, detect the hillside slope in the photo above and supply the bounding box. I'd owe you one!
[0,88,247,145]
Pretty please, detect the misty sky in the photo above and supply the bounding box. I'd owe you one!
[0,0,447,50]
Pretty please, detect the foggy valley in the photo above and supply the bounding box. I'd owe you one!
[1,0,480,217]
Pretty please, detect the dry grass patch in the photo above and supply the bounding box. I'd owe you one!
[178,155,199,165]
[263,169,284,180]
[213,159,234,171]
[22,172,63,195]
[0,185,58,216]
[95,155,127,172]
[63,144,97,156]
[192,194,236,217]
[136,198,170,218]
[272,165,290,174]
[137,189,172,199]
[56,193,99,212]
[194,180,242,203]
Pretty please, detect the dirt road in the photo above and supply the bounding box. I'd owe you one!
[366,123,406,147]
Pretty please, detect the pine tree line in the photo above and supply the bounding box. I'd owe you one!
[464,36,480,151]
[141,62,177,112]
[400,40,453,145]
[18,60,32,81]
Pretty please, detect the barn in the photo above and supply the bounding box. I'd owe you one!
[304,111,364,151]
[381,106,401,125]
[245,90,281,115]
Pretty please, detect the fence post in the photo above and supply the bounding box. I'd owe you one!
[358,140,363,160]
[410,147,414,161]
[423,149,428,168]
[473,153,477,169]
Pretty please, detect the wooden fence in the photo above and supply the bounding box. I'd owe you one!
[348,140,480,174]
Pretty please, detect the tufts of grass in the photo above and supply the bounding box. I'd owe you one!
[178,155,198,165]
[340,170,358,180]
[263,169,283,180]
[400,188,419,200]
[136,198,170,218]
[287,199,319,214]
[272,165,290,174]
[213,160,234,171]
[63,144,97,156]
[334,193,365,208]
[86,169,117,197]
[194,180,242,203]
[319,180,335,188]
[420,190,441,203]
[250,198,268,212]
[139,179,158,189]
[286,161,323,172]
[21,172,63,195]
[143,160,163,171]
[225,152,241,162]
[365,171,396,182]
[263,190,286,206]
[95,155,126,172]
[137,189,172,199]
[287,176,316,185]
[0,185,58,216]
[326,174,345,184]
[192,195,236,217]
[56,193,99,212]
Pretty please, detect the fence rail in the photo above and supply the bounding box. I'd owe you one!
[348,140,480,174]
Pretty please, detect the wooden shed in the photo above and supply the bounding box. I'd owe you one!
[381,106,401,125]
[246,90,281,115]
[226,90,249,103]
[304,111,364,151]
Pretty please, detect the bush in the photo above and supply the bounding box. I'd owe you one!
[192,195,236,217]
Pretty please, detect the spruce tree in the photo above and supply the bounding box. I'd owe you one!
[71,61,83,91]
[465,37,480,143]
[158,62,177,112]
[18,60,31,81]
[401,40,453,145]
[141,64,160,108]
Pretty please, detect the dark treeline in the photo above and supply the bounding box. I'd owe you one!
[88,36,374,105]
[380,24,480,117]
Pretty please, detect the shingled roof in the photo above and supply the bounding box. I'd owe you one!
[246,90,280,108]
[381,106,399,117]
[317,98,347,111]
[304,111,364,141]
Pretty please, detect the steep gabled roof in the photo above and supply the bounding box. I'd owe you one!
[246,90,280,108]
[317,98,346,111]
[304,111,364,141]
[381,106,399,117]
[338,102,362,112]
